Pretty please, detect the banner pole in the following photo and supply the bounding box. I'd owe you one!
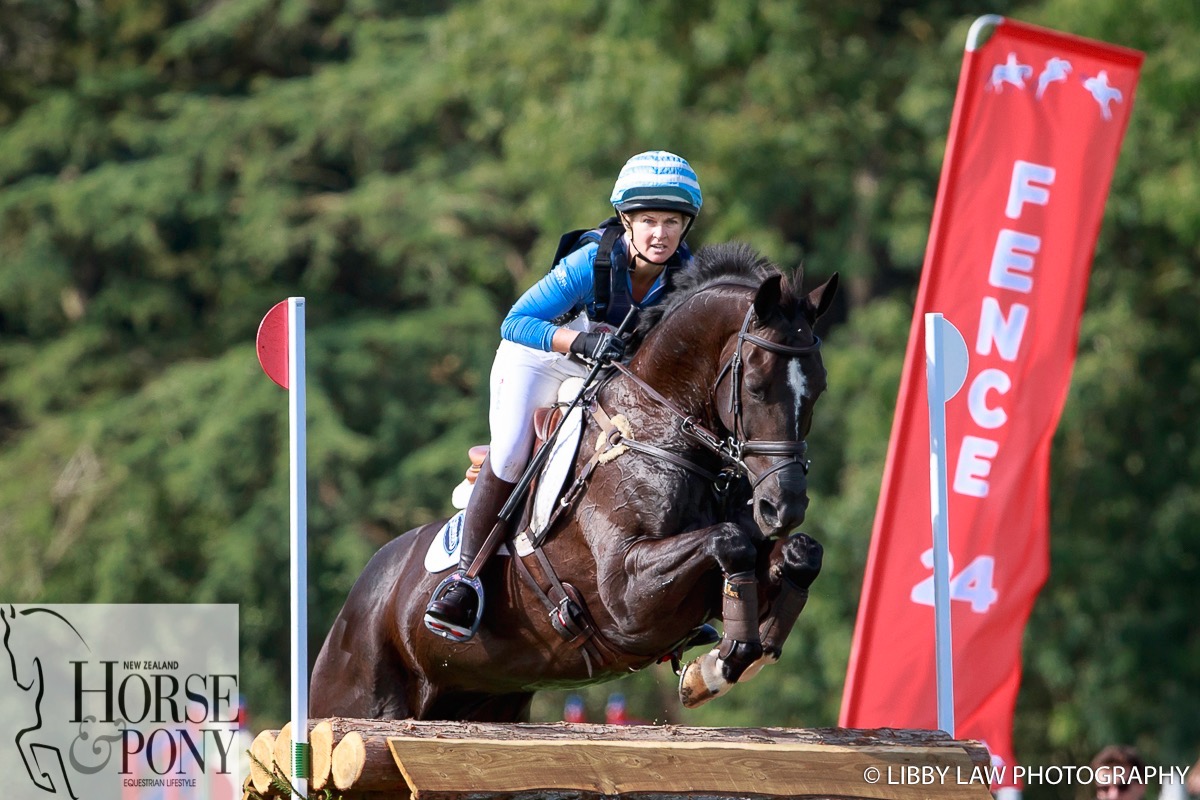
[924,313,955,736]
[288,297,309,797]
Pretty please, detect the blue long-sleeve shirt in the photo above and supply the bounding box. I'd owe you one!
[501,236,688,351]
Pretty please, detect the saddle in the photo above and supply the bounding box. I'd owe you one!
[450,377,586,519]
[451,405,560,498]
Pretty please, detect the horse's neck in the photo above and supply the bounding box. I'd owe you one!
[627,302,739,425]
[589,370,723,519]
[599,376,690,438]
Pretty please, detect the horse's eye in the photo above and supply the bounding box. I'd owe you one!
[746,383,768,401]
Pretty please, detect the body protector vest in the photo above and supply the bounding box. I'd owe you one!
[550,216,689,327]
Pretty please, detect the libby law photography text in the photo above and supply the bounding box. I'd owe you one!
[0,604,242,800]
[863,764,1190,787]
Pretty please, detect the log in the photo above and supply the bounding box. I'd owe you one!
[332,730,410,794]
[248,729,276,794]
[311,719,335,790]
[314,718,990,760]
[271,721,292,784]
[257,721,335,791]
[265,720,411,794]
[267,719,992,799]
[386,737,991,800]
[332,731,366,789]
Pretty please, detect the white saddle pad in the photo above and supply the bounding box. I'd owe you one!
[528,384,586,542]
[424,510,466,573]
[424,511,516,574]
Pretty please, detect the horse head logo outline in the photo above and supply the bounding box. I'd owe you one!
[1,605,89,799]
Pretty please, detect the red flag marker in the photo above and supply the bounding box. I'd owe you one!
[256,300,289,389]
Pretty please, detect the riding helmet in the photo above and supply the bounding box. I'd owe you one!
[610,151,703,219]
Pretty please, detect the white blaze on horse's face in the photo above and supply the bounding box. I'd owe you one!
[786,357,808,440]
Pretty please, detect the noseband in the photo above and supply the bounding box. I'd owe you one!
[609,291,821,491]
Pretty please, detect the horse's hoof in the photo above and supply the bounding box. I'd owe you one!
[786,533,824,589]
[736,652,778,683]
[678,651,728,708]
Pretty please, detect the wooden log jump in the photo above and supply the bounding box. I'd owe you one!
[246,719,994,800]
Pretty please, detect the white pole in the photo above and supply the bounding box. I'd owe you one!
[925,313,964,736]
[288,297,309,797]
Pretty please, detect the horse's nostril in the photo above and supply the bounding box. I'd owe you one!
[756,498,781,528]
[755,494,808,535]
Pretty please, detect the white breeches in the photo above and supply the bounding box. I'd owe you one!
[487,340,590,482]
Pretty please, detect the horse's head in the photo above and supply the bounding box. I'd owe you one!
[710,268,838,537]
[631,243,838,538]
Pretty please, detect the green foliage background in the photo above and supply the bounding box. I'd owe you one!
[2,1,1197,795]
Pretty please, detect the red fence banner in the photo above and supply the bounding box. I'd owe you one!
[839,16,1142,786]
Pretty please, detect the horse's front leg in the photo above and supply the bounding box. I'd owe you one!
[672,523,767,709]
[602,520,748,636]
[739,531,824,684]
[680,531,823,706]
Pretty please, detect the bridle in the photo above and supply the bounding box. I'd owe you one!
[713,301,820,487]
[606,284,821,491]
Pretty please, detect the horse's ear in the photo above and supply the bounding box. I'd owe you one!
[753,274,783,321]
[804,272,839,323]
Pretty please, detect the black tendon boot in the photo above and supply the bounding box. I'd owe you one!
[424,458,517,641]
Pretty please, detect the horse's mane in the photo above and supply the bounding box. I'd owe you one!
[631,241,801,348]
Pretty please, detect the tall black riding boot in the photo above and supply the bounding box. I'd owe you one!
[424,457,517,640]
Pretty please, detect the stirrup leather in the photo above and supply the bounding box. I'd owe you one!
[423,572,486,642]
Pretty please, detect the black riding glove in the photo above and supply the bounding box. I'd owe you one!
[570,331,626,364]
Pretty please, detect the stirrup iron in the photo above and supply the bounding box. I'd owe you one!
[423,572,486,642]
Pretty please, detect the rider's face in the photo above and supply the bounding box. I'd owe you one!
[624,211,686,264]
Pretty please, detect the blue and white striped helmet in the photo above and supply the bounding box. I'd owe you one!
[610,151,703,218]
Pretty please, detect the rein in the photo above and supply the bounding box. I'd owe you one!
[607,290,820,490]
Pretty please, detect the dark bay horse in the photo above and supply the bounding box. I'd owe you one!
[311,242,838,721]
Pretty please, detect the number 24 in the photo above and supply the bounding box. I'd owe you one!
[910,549,999,613]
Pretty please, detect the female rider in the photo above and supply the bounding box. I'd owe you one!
[424,150,704,641]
